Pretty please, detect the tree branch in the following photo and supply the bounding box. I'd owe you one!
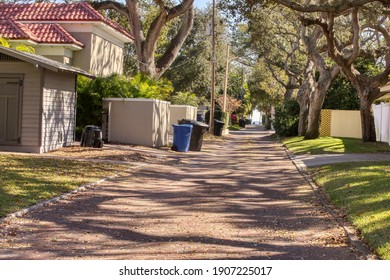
[144,11,168,60]
[274,0,390,14]
[265,58,287,88]
[154,0,167,11]
[365,23,390,65]
[91,1,129,19]
[348,8,361,66]
[156,5,194,77]
[167,0,195,21]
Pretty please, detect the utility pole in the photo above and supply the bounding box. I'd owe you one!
[209,0,216,133]
[222,44,230,113]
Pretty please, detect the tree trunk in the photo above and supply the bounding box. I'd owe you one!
[284,76,296,103]
[304,86,327,139]
[284,87,295,103]
[359,89,377,142]
[297,89,309,136]
[297,59,315,136]
[302,55,339,139]
[139,51,158,78]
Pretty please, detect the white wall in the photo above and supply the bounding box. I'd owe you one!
[169,105,197,135]
[250,109,261,124]
[373,103,390,145]
[104,98,170,147]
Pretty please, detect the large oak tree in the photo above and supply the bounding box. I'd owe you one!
[92,0,195,79]
[222,0,390,141]
[272,0,390,142]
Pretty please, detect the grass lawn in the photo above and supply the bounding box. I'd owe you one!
[0,154,128,218]
[310,161,390,259]
[283,136,390,154]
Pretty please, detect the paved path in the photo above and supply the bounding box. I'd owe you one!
[0,126,366,259]
[293,152,390,168]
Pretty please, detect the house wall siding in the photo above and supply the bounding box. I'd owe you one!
[41,70,76,153]
[69,31,124,76]
[70,32,92,73]
[42,55,67,65]
[0,61,42,148]
[90,33,123,76]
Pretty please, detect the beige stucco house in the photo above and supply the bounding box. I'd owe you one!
[0,46,94,153]
[0,2,133,76]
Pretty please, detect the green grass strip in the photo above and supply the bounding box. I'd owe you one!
[283,136,390,154]
[310,161,390,259]
[0,154,128,218]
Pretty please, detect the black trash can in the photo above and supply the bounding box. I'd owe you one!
[213,119,225,136]
[196,113,205,123]
[80,125,103,148]
[179,119,209,151]
[239,119,246,128]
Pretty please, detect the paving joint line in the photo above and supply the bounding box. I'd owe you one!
[284,148,376,260]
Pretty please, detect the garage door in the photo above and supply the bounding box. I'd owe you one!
[0,77,21,144]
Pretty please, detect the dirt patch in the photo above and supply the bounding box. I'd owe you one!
[48,144,176,164]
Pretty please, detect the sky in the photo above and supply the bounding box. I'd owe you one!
[194,0,210,9]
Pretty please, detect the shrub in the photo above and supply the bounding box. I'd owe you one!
[323,74,360,110]
[205,110,227,124]
[273,99,300,137]
[170,91,199,107]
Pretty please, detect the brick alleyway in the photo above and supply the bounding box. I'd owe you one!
[0,126,365,259]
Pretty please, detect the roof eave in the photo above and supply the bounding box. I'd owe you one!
[37,43,84,50]
[0,46,95,79]
[95,21,133,43]
[18,20,134,43]
[6,39,38,45]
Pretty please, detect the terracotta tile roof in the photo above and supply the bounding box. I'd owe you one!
[0,2,133,40]
[0,19,38,41]
[25,23,84,47]
[0,19,84,46]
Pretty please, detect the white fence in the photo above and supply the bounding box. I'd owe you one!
[373,103,390,145]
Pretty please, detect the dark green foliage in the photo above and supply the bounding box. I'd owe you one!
[323,56,380,111]
[323,74,360,110]
[170,91,200,107]
[205,110,227,124]
[274,99,300,137]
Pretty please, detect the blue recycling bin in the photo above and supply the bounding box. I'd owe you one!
[172,124,193,152]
